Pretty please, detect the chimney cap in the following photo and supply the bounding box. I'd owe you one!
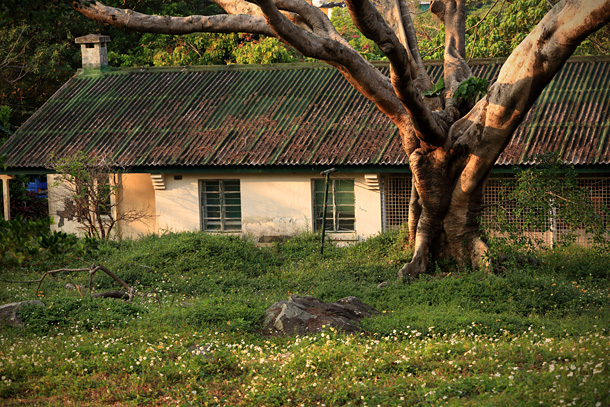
[75,34,111,44]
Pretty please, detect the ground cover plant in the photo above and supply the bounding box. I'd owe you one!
[0,230,609,406]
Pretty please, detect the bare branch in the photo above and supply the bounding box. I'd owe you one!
[0,25,35,84]
[250,0,414,139]
[48,153,154,239]
[465,0,503,34]
[36,268,91,294]
[466,0,506,60]
[93,265,134,300]
[35,265,134,301]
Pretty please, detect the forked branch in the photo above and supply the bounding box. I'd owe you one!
[35,265,134,301]
[430,0,473,117]
[345,0,448,146]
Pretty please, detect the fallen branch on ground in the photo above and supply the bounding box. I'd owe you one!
[35,265,134,302]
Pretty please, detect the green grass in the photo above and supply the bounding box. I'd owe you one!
[0,230,609,406]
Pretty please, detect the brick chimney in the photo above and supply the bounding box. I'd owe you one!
[75,34,111,69]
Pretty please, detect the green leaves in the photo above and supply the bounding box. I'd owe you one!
[329,7,386,61]
[0,216,51,266]
[0,216,98,267]
[0,106,11,128]
[422,78,445,97]
[421,77,487,100]
[454,77,488,100]
[417,0,604,59]
[234,36,297,64]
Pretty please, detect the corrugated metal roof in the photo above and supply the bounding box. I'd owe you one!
[1,57,609,171]
[499,58,610,166]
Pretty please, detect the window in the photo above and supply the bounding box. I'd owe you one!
[199,180,242,231]
[95,175,113,217]
[383,175,411,231]
[313,179,355,232]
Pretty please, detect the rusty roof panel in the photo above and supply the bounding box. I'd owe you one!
[1,58,609,171]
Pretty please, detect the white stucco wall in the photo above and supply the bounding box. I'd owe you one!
[48,171,383,241]
[154,175,201,233]
[155,173,383,241]
[48,174,83,235]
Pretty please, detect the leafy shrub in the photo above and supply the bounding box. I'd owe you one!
[540,245,610,281]
[0,216,51,265]
[343,228,412,264]
[0,216,97,267]
[271,232,325,262]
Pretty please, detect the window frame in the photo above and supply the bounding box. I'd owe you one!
[199,179,242,232]
[312,178,356,233]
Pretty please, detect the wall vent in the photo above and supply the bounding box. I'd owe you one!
[150,174,166,190]
[363,174,380,191]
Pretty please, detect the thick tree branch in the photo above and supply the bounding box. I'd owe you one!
[345,0,447,146]
[393,0,434,91]
[450,0,610,220]
[73,0,278,36]
[481,0,610,161]
[274,0,341,39]
[35,265,134,301]
[431,0,473,117]
[251,0,413,136]
[72,0,415,150]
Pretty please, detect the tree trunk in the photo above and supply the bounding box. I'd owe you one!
[398,136,490,279]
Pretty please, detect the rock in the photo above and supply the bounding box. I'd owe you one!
[261,295,379,336]
[0,300,45,328]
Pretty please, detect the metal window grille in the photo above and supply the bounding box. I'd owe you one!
[382,175,609,246]
[200,180,242,231]
[383,175,411,231]
[313,178,356,232]
[579,178,610,228]
[481,177,548,232]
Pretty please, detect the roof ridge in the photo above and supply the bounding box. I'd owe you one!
[75,55,610,77]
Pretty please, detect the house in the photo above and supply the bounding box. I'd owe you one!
[1,35,609,244]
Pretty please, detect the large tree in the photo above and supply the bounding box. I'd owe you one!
[72,0,610,278]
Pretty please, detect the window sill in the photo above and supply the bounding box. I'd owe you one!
[325,232,358,241]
